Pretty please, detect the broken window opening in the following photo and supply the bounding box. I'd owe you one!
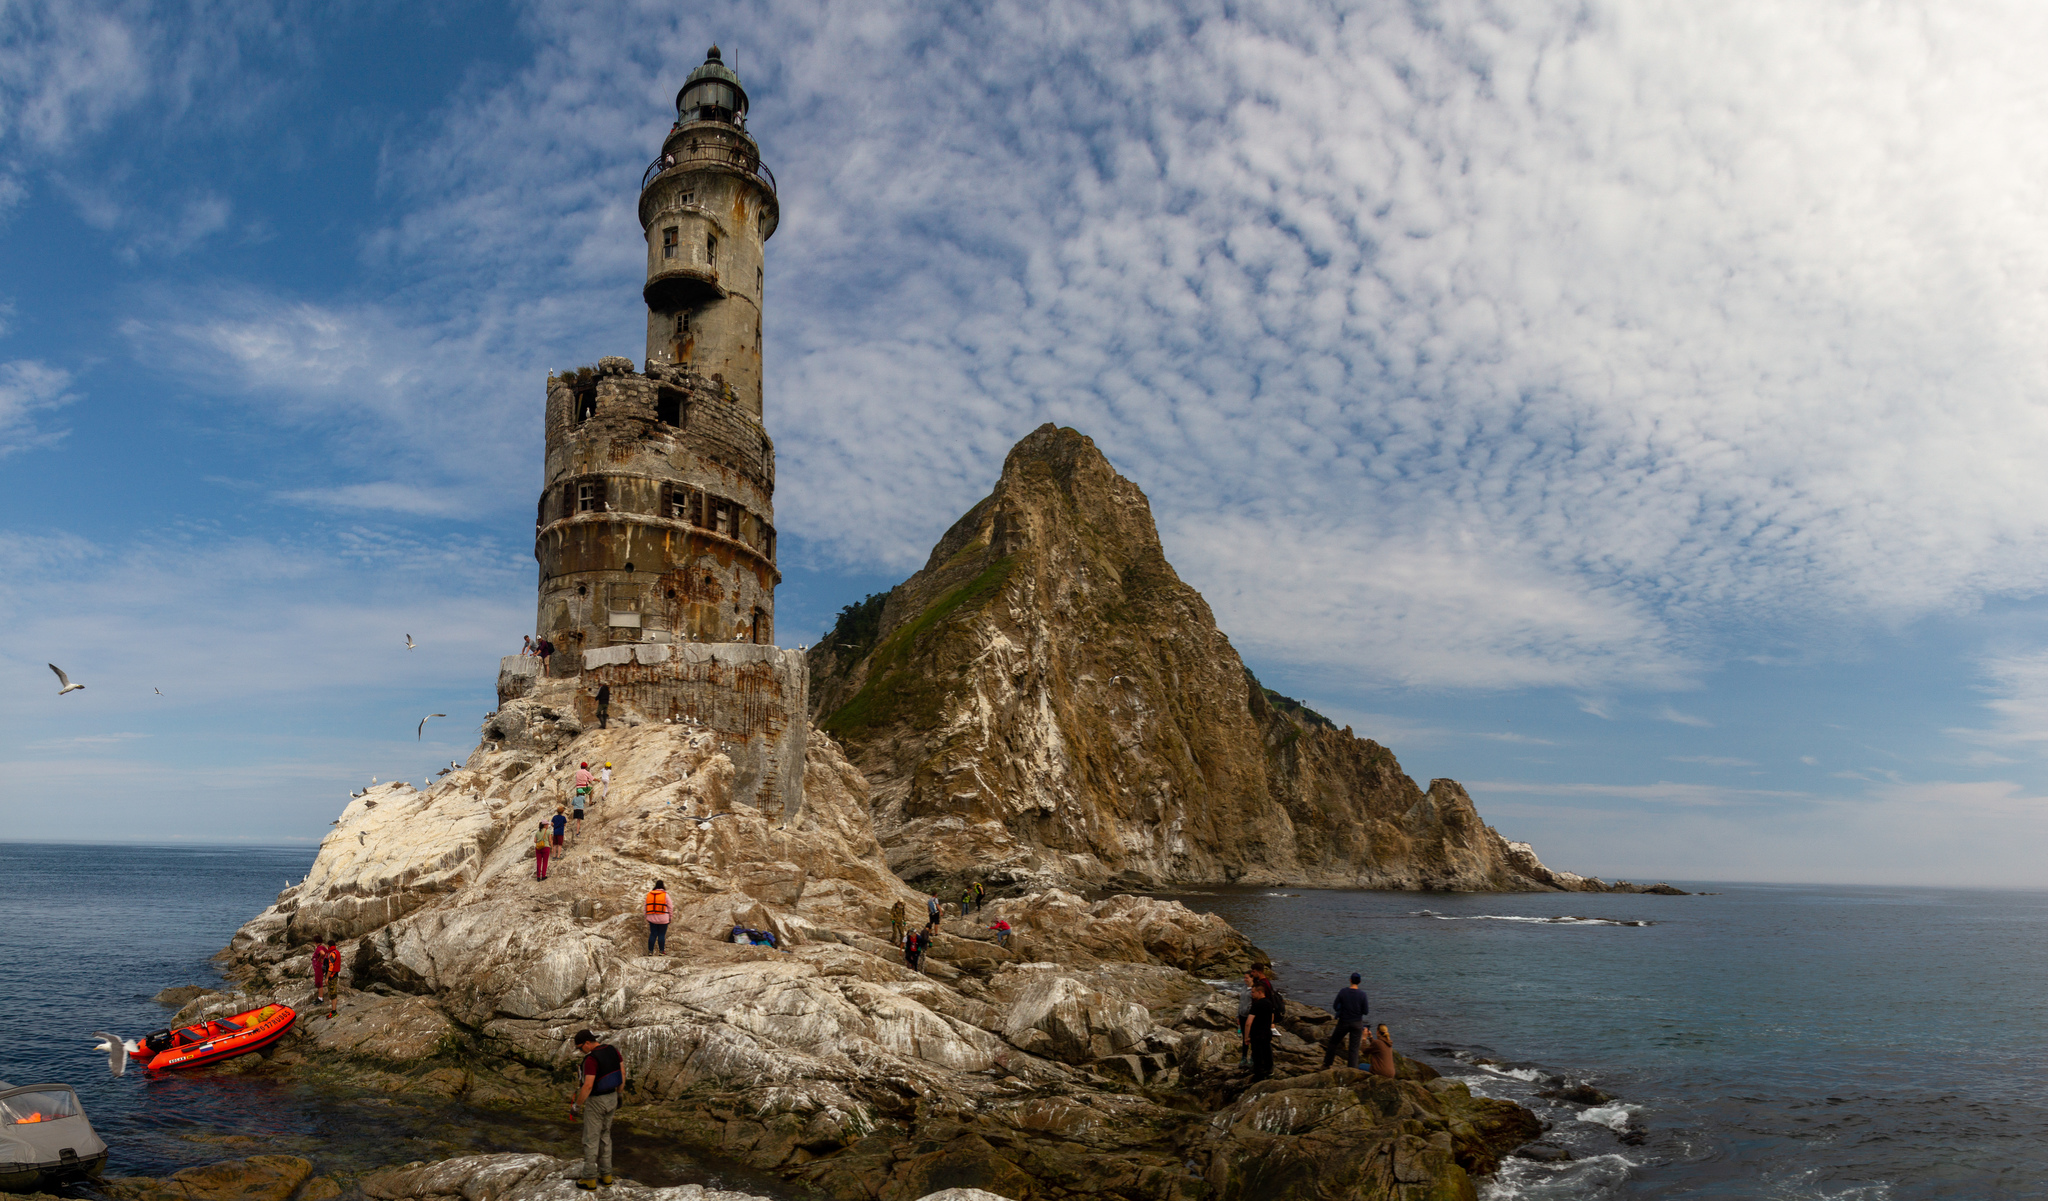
[706,233,717,266]
[681,192,694,206]
[573,388,597,422]
[577,480,605,513]
[712,501,733,537]
[656,387,685,426]
[666,485,698,523]
[661,227,678,259]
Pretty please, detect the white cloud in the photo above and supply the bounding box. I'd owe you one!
[1472,779,1809,807]
[1655,705,1715,728]
[1669,755,1759,768]
[0,359,76,455]
[1948,650,2048,754]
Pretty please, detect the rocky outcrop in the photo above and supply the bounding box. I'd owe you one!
[1495,841,1690,894]
[807,424,1566,893]
[203,717,1539,1201]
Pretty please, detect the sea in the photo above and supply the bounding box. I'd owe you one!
[3,842,2043,1200]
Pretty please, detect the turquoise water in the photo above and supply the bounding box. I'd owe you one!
[1158,883,2048,1199]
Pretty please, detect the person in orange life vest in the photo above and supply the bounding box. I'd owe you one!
[534,821,552,879]
[644,880,671,954]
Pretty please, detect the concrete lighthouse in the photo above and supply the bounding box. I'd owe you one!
[503,46,804,819]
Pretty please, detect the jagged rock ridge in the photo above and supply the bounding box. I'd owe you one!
[808,424,1575,893]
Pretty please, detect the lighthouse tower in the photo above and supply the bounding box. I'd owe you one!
[508,47,805,820]
[640,45,778,412]
[532,46,781,660]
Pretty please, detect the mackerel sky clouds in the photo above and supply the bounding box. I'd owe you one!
[4,0,2047,885]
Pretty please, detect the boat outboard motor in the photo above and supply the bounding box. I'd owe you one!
[140,1029,176,1056]
[0,1081,109,1192]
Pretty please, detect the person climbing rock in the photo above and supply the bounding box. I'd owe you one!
[571,790,586,841]
[534,821,553,880]
[988,919,1011,948]
[643,880,670,954]
[552,806,568,854]
[926,894,943,929]
[569,1029,625,1189]
[595,683,611,730]
[1323,973,1370,1069]
[890,900,907,942]
[573,762,593,810]
[600,762,612,803]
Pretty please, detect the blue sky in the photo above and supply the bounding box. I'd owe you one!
[5,0,2047,886]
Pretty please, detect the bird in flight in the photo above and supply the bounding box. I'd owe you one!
[89,1032,128,1077]
[405,634,417,650]
[153,687,163,696]
[48,664,84,695]
[418,713,447,740]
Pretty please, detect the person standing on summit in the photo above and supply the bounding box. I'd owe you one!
[1323,973,1370,1069]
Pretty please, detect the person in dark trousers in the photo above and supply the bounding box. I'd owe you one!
[536,638,554,672]
[552,807,568,854]
[1323,973,1370,1069]
[569,1029,625,1189]
[1243,981,1279,1081]
[926,894,943,930]
[1236,967,1271,1067]
[595,683,611,729]
[644,880,670,953]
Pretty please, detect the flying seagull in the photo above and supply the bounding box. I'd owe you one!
[89,1032,127,1077]
[48,664,84,695]
[418,713,447,740]
[405,634,417,650]
[154,687,163,696]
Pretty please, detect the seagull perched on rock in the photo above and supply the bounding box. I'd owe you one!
[358,832,366,845]
[418,713,446,740]
[89,1033,127,1077]
[405,634,417,650]
[48,664,84,695]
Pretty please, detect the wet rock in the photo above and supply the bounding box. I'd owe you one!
[153,985,214,1008]
[1510,1143,1572,1162]
[1538,1083,1615,1105]
[99,1155,313,1201]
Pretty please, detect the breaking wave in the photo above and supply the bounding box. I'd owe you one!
[1412,910,1654,927]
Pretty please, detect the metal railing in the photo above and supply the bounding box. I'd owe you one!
[642,148,777,196]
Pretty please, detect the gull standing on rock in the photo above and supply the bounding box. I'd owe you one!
[48,664,84,695]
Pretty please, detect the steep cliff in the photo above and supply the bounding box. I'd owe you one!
[808,424,1561,893]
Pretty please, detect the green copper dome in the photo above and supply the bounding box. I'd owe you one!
[676,46,747,124]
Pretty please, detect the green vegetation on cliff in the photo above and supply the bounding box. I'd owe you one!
[823,555,1017,738]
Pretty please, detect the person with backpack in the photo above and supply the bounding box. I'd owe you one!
[926,894,943,929]
[1243,979,1280,1082]
[568,1029,625,1190]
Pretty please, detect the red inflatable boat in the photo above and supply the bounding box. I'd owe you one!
[128,1003,296,1071]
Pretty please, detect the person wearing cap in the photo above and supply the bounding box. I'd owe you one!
[600,762,612,804]
[568,1029,625,1189]
[1323,972,1370,1069]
